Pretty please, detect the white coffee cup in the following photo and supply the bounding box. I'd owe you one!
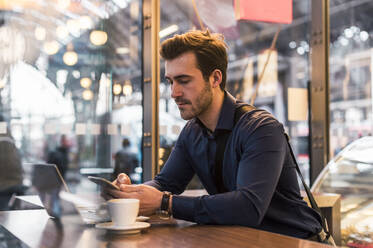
[107,198,139,226]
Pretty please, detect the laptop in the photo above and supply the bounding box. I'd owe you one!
[30,163,110,224]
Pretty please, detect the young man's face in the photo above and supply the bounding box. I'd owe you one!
[165,51,213,120]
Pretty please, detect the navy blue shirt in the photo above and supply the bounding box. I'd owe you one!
[147,92,322,238]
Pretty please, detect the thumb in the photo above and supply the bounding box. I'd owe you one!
[117,173,131,184]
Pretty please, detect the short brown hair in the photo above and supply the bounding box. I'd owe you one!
[160,30,228,90]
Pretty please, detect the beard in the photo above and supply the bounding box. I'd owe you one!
[176,82,213,120]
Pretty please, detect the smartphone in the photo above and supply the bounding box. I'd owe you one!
[88,176,120,190]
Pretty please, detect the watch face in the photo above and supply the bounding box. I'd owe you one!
[157,210,171,220]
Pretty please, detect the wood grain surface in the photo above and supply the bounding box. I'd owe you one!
[0,209,335,248]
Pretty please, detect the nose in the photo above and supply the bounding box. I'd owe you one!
[171,83,182,99]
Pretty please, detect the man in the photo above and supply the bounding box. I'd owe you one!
[47,134,70,179]
[44,134,70,217]
[112,138,138,180]
[103,30,322,239]
[0,115,24,210]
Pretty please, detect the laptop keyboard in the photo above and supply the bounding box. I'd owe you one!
[0,225,29,248]
[76,206,110,224]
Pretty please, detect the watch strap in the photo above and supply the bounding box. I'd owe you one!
[161,191,171,212]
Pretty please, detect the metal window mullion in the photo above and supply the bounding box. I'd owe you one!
[142,0,160,181]
[309,0,330,185]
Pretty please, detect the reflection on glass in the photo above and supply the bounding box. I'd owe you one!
[312,137,373,246]
[329,0,373,159]
[0,0,143,211]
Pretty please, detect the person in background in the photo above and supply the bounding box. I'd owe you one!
[113,138,138,181]
[47,134,70,179]
[103,30,322,240]
[0,115,24,210]
[43,134,70,217]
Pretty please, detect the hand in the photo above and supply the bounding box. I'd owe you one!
[114,173,132,187]
[105,184,163,216]
[101,173,132,200]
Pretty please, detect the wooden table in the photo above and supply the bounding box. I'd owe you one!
[0,209,333,248]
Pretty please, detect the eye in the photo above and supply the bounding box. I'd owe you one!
[166,79,173,85]
[179,80,189,84]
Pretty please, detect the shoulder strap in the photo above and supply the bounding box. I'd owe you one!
[214,105,255,193]
[284,134,332,239]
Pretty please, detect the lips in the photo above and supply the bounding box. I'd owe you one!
[176,102,187,107]
[175,100,189,106]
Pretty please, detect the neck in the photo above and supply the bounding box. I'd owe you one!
[198,89,225,132]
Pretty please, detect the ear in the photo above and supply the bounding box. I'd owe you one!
[209,69,222,88]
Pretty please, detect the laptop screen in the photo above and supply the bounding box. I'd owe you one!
[30,163,109,224]
[31,163,70,218]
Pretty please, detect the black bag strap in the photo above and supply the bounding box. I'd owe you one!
[284,134,331,239]
[215,104,331,240]
[214,131,230,193]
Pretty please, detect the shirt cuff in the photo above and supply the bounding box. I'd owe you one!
[172,195,196,222]
[144,180,162,190]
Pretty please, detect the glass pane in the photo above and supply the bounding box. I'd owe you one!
[0,0,143,213]
[328,0,373,245]
[159,0,311,186]
[329,0,373,156]
[312,137,373,246]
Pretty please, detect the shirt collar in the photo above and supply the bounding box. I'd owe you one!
[215,91,237,131]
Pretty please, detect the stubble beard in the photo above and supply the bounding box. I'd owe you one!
[179,82,213,120]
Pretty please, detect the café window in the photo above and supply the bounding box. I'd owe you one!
[159,0,312,186]
[0,0,143,201]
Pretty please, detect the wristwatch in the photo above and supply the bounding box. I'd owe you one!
[157,191,172,219]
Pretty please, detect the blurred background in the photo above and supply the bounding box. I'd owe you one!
[1,0,373,246]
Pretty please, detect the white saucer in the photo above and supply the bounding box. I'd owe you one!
[136,216,150,222]
[95,221,150,234]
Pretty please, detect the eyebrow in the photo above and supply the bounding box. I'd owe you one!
[165,74,193,81]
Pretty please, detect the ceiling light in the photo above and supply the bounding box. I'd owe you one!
[116,47,129,54]
[34,26,46,41]
[80,77,92,88]
[288,41,296,49]
[43,41,59,55]
[67,19,80,35]
[113,83,122,95]
[344,28,353,38]
[56,25,69,39]
[63,45,78,66]
[123,83,132,96]
[159,25,178,38]
[360,31,369,41]
[90,30,108,46]
[296,47,305,55]
[82,89,93,100]
[72,70,80,79]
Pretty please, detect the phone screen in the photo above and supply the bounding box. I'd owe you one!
[88,176,120,190]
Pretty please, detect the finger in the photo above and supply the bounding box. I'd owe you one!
[117,173,131,185]
[119,184,140,193]
[106,188,138,199]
